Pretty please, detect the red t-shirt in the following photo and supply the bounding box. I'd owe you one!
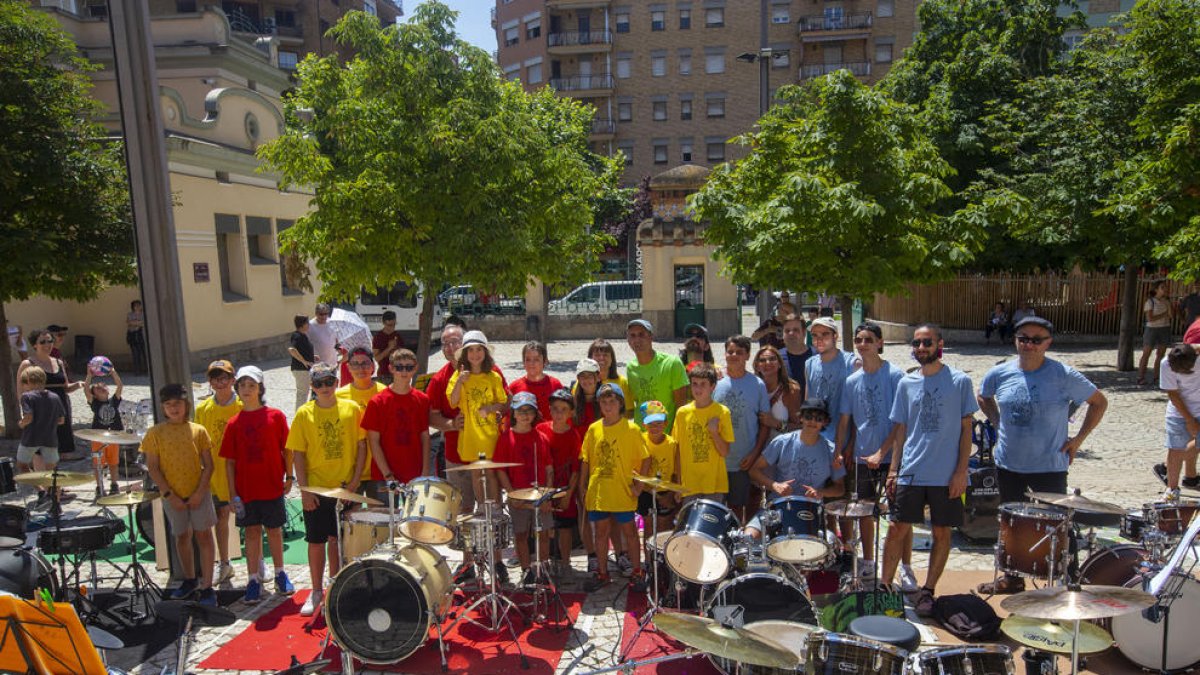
[372,330,403,380]
[219,406,290,503]
[360,387,431,482]
[1186,318,1200,345]
[576,399,599,430]
[492,427,552,490]
[426,362,508,465]
[537,421,581,518]
[508,375,565,421]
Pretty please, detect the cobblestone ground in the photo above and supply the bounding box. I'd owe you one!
[4,310,1176,674]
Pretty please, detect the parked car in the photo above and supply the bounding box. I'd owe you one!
[548,280,643,315]
[356,282,442,340]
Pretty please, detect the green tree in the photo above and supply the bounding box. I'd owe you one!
[259,3,616,369]
[0,1,134,437]
[690,71,985,347]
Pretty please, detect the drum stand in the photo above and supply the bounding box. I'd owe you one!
[107,501,161,622]
[521,488,573,629]
[618,484,668,663]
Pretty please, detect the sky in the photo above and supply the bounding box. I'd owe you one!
[409,0,497,52]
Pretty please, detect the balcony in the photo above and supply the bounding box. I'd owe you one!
[547,0,611,8]
[800,61,871,79]
[590,118,616,140]
[797,13,872,42]
[549,74,615,97]
[547,30,613,54]
[490,6,496,28]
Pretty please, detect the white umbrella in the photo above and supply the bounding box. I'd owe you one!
[327,308,372,353]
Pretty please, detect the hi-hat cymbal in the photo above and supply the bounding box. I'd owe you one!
[1027,490,1125,516]
[74,429,143,445]
[300,486,382,506]
[1001,584,1156,621]
[15,470,93,489]
[1001,615,1113,654]
[633,474,689,494]
[653,612,801,670]
[508,487,557,502]
[96,491,156,507]
[825,499,877,518]
[445,459,523,472]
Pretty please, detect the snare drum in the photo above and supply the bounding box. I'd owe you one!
[325,542,452,665]
[910,645,1014,675]
[664,499,740,584]
[1120,509,1151,542]
[995,502,1070,579]
[764,496,830,568]
[1144,499,1200,536]
[806,633,907,675]
[453,511,513,554]
[399,477,461,545]
[343,509,394,558]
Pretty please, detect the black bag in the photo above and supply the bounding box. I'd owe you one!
[932,593,1001,640]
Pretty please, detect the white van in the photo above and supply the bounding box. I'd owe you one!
[356,282,442,343]
[548,280,643,315]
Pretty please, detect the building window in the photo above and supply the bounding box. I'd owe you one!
[707,141,725,162]
[278,51,298,70]
[618,101,633,121]
[246,216,276,265]
[706,97,725,118]
[772,50,789,68]
[771,6,789,24]
[705,8,723,27]
[679,8,691,29]
[526,18,541,39]
[277,219,301,294]
[651,10,665,30]
[527,63,543,83]
[681,100,692,120]
[214,214,249,301]
[705,52,725,74]
[363,0,376,16]
[616,11,630,32]
[503,26,519,47]
[617,55,632,78]
[877,0,894,17]
[875,43,893,63]
[654,142,669,164]
[274,9,296,26]
[503,64,520,81]
[653,101,668,120]
[618,143,634,165]
[679,53,691,75]
[652,54,667,76]
[681,139,694,162]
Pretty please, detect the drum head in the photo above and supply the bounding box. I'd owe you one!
[664,534,730,584]
[1112,577,1200,671]
[766,535,829,565]
[325,556,432,664]
[399,519,454,545]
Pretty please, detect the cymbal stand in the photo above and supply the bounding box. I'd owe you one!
[107,500,161,622]
[523,487,572,628]
[618,482,666,663]
[578,649,701,675]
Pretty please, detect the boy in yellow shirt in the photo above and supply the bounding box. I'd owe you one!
[674,363,734,503]
[194,359,242,586]
[581,383,650,593]
[638,400,680,535]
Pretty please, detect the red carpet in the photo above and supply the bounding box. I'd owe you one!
[618,592,723,675]
[200,589,584,673]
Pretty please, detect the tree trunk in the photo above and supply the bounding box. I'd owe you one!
[0,304,19,439]
[416,284,436,375]
[1117,264,1138,371]
[538,281,549,343]
[840,294,854,352]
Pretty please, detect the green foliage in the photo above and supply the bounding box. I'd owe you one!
[258,3,616,306]
[690,71,983,299]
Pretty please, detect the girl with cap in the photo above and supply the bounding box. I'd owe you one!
[572,357,603,428]
[540,388,582,576]
[449,331,510,541]
[493,391,554,584]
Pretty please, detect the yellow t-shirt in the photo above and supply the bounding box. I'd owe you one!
[675,401,734,495]
[336,382,386,479]
[194,395,242,502]
[141,421,211,499]
[581,418,649,512]
[286,399,366,489]
[447,370,507,461]
[644,432,678,483]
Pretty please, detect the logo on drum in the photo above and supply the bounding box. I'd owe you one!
[702,514,718,524]
[799,512,814,521]
[837,661,856,672]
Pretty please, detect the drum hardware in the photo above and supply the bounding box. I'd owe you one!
[95,491,161,623]
[41,516,127,627]
[1023,648,1059,675]
[829,493,880,591]
[911,644,1015,675]
[988,502,1072,597]
[75,429,143,496]
[17,471,89,601]
[272,655,333,675]
[516,484,573,630]
[665,499,740,584]
[1026,489,1124,516]
[619,474,686,664]
[155,599,236,675]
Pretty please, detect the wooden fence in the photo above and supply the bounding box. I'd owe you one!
[871,273,1198,336]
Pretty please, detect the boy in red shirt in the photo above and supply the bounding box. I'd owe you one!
[508,342,564,421]
[494,391,553,585]
[220,366,295,603]
[362,349,431,501]
[539,388,581,577]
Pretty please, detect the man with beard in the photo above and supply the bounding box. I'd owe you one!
[805,317,857,442]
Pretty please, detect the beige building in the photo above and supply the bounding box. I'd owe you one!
[494,0,918,184]
[11,7,323,369]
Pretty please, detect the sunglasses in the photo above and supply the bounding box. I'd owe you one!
[1016,335,1049,345]
[853,337,876,344]
[394,364,417,372]
[911,338,936,348]
[312,378,338,388]
[800,411,827,421]
[348,360,373,367]
[36,339,54,345]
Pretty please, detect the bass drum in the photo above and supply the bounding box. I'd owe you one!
[1111,576,1200,672]
[1078,544,1149,586]
[325,543,452,665]
[705,573,816,674]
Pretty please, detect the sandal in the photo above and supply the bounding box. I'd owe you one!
[914,587,936,617]
[977,576,1025,595]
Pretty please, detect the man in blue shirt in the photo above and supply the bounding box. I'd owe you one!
[714,335,772,521]
[881,324,978,617]
[805,316,858,443]
[976,316,1107,594]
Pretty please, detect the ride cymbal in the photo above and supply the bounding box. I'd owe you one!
[1001,584,1155,621]
[1001,615,1113,654]
[1026,490,1125,516]
[96,491,155,507]
[507,487,558,501]
[15,470,93,489]
[74,429,143,445]
[653,612,801,670]
[299,486,382,506]
[633,474,689,494]
[444,459,522,472]
[825,499,877,518]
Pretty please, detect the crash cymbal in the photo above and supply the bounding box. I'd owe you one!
[274,658,333,675]
[1001,584,1156,621]
[508,487,557,501]
[15,470,93,489]
[1026,489,1125,516]
[74,429,143,445]
[299,485,382,507]
[445,459,523,472]
[96,491,156,507]
[825,499,878,518]
[633,474,689,494]
[155,600,237,627]
[653,612,801,670]
[1001,615,1113,654]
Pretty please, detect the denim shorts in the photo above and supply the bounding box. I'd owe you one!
[16,445,58,465]
[1166,416,1198,450]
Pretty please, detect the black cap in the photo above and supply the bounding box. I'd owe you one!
[549,387,575,408]
[47,324,68,332]
[799,398,830,417]
[159,383,189,402]
[1014,316,1054,333]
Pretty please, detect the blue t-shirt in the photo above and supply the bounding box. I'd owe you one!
[761,433,846,494]
[889,365,978,486]
[714,372,770,470]
[779,346,813,394]
[980,358,1097,474]
[840,361,905,462]
[806,350,858,441]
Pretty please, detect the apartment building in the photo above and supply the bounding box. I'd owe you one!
[495,0,918,184]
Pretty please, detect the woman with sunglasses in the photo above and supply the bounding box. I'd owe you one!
[17,329,80,464]
[754,345,802,441]
[336,346,387,487]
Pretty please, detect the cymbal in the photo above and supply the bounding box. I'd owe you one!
[1027,490,1125,516]
[15,470,93,489]
[299,485,382,507]
[508,487,557,501]
[86,625,124,651]
[74,429,142,445]
[825,499,877,518]
[274,658,333,675]
[653,612,801,670]
[155,600,237,627]
[1001,584,1156,621]
[633,474,689,494]
[96,491,156,507]
[445,459,522,472]
[1001,615,1113,654]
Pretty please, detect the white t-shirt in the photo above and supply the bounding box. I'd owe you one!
[307,320,338,366]
[1146,297,1172,328]
[1160,355,1200,420]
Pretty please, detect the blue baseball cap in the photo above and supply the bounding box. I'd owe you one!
[597,382,625,400]
[511,391,539,411]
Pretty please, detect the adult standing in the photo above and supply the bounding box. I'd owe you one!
[714,335,771,521]
[625,319,689,430]
[754,345,802,440]
[372,311,403,384]
[126,300,147,372]
[880,325,977,616]
[1155,344,1200,498]
[287,315,315,411]
[975,316,1107,594]
[1139,280,1174,386]
[805,317,857,442]
[1012,301,1037,325]
[308,303,338,369]
[46,324,68,361]
[17,329,80,460]
[779,314,813,396]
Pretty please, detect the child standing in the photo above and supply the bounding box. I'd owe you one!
[84,366,124,495]
[17,366,65,507]
[494,392,554,585]
[362,349,431,504]
[194,360,242,587]
[572,358,602,429]
[674,363,734,503]
[448,331,509,543]
[540,388,581,576]
[638,401,680,535]
[508,342,564,421]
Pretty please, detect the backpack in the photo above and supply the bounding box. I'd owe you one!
[932,593,1001,640]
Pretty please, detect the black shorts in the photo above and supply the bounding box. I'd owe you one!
[893,484,963,527]
[725,470,752,507]
[237,496,287,529]
[996,468,1067,504]
[636,491,680,517]
[552,514,576,530]
[851,463,889,501]
[302,495,339,544]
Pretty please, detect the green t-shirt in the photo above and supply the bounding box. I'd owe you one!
[626,351,689,431]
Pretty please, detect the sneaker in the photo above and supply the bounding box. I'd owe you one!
[300,590,323,617]
[216,562,235,586]
[617,553,633,578]
[275,570,295,595]
[586,555,598,575]
[630,570,648,594]
[108,481,120,496]
[914,587,936,617]
[898,563,919,593]
[1164,487,1181,502]
[196,588,217,607]
[1184,475,1200,490]
[584,574,610,593]
[243,578,262,604]
[860,560,877,581]
[170,578,198,600]
[494,562,509,584]
[1154,463,1169,486]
